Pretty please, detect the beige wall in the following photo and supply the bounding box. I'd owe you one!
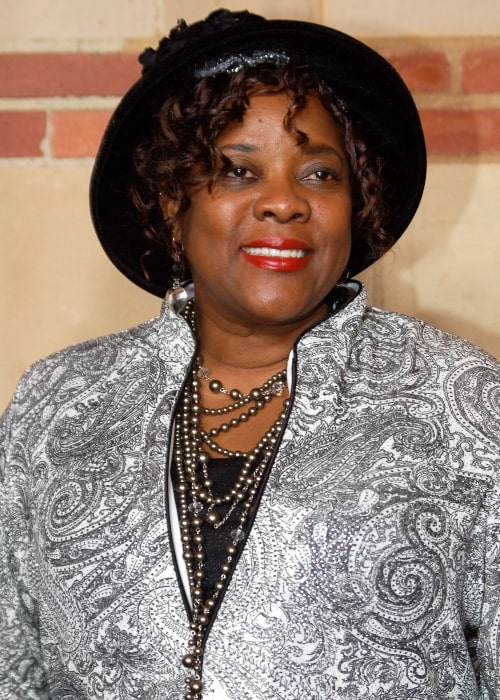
[1,1,500,412]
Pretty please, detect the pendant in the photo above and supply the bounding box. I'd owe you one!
[270,380,285,396]
[165,283,189,313]
[231,527,245,542]
[188,500,203,515]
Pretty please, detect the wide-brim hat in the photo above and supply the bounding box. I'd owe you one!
[90,9,426,298]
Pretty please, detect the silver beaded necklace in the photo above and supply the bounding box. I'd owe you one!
[174,300,289,699]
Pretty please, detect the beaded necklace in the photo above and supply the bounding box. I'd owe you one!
[174,300,288,699]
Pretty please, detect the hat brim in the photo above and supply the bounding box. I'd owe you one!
[90,19,426,297]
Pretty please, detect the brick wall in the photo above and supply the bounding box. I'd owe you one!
[1,6,500,410]
[1,40,500,159]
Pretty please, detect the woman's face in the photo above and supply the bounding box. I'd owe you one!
[174,91,352,330]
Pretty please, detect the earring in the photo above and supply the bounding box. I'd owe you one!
[165,238,189,312]
[172,239,183,265]
[165,277,189,312]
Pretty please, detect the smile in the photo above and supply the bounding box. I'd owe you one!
[242,246,308,259]
[240,239,312,272]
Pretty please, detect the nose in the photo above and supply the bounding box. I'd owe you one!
[253,177,311,223]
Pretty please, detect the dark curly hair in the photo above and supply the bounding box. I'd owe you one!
[131,63,391,279]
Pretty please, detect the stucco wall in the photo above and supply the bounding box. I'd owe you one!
[1,0,500,411]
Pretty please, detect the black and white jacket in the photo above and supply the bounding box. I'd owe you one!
[1,284,499,699]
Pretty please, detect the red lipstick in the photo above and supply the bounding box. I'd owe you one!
[240,238,313,272]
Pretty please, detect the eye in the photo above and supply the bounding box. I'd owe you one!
[226,166,255,179]
[302,168,341,182]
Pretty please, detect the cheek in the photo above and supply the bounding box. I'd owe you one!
[182,202,246,263]
[322,202,352,244]
[180,217,229,275]
[320,208,352,270]
[178,206,208,253]
[317,192,352,223]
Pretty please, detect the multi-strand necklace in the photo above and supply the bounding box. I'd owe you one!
[174,300,288,699]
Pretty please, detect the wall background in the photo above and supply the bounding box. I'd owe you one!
[1,0,500,411]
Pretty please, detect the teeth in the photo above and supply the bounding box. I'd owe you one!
[242,246,308,258]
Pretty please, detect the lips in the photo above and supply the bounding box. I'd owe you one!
[240,238,313,272]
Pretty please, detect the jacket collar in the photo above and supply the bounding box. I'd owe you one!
[293,280,366,400]
[154,280,367,410]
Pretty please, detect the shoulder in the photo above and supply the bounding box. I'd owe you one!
[362,306,499,369]
[356,307,499,455]
[29,314,160,380]
[2,316,162,429]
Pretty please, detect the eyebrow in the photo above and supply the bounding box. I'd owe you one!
[220,142,344,159]
[302,144,345,160]
[220,143,258,153]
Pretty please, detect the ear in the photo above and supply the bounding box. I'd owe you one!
[159,193,182,243]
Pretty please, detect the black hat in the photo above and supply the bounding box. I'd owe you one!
[90,9,426,297]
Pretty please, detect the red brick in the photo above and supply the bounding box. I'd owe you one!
[0,53,139,98]
[420,108,500,155]
[0,111,46,157]
[385,51,450,92]
[52,110,112,157]
[462,48,500,93]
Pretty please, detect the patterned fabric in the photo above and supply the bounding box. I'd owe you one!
[1,284,499,699]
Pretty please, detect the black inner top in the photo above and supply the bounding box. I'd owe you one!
[172,455,253,596]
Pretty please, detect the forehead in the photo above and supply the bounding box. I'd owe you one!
[217,91,344,147]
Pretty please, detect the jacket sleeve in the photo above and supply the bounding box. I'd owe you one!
[0,391,49,699]
[476,477,500,698]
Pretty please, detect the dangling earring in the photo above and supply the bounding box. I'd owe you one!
[165,238,189,312]
[171,237,186,285]
[172,238,183,265]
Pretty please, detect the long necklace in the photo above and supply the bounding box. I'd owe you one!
[174,300,288,699]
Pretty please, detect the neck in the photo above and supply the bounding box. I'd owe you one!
[190,299,329,389]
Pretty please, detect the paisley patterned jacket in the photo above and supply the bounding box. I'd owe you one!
[1,284,499,700]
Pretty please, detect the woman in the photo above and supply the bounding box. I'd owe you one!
[1,9,498,700]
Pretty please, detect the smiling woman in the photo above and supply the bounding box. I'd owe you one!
[1,8,499,700]
[130,63,388,294]
[171,92,352,333]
